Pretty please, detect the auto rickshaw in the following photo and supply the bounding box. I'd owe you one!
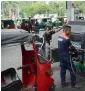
[41,17,51,24]
[1,29,55,91]
[68,21,85,71]
[1,19,15,29]
[52,17,64,28]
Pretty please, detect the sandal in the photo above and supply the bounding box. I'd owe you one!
[61,82,69,88]
[72,84,81,89]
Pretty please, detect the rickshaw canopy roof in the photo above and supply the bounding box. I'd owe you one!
[1,29,33,46]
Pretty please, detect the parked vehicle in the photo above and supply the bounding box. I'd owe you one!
[1,19,15,29]
[1,29,55,91]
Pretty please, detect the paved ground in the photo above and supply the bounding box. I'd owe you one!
[1,30,85,91]
[52,62,85,91]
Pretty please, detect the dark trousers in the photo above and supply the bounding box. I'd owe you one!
[60,62,76,86]
[45,42,50,60]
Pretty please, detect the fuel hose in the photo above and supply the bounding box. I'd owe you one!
[70,55,85,80]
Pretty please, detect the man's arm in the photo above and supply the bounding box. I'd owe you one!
[54,27,63,33]
[50,26,63,34]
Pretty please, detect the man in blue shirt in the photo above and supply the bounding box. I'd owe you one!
[58,25,81,88]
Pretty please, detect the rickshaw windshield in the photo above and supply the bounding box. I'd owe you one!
[33,34,49,63]
[33,34,45,53]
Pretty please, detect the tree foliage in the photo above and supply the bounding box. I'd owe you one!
[1,1,19,18]
[1,1,85,18]
[74,1,85,14]
[19,1,66,17]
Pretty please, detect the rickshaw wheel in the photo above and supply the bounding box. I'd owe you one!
[49,83,55,91]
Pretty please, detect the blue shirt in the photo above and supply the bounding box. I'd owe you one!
[58,36,71,64]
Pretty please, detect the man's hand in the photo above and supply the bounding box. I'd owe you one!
[69,45,76,50]
[69,45,78,54]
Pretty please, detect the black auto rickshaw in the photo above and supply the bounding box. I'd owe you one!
[1,19,15,29]
[68,21,85,71]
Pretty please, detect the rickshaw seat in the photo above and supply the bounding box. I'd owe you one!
[1,68,22,91]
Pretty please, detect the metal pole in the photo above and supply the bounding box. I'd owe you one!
[1,2,4,18]
[17,5,19,18]
[66,1,72,22]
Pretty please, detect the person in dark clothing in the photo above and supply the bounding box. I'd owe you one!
[44,27,55,45]
[43,26,62,60]
[21,20,27,30]
[25,21,30,33]
[35,19,40,34]
[58,25,81,88]
[28,18,32,33]
[21,20,31,33]
[44,27,62,45]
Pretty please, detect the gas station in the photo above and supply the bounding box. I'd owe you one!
[66,1,84,21]
[1,1,85,91]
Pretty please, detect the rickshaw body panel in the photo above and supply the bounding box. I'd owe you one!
[33,42,54,91]
[21,44,37,86]
[37,62,54,91]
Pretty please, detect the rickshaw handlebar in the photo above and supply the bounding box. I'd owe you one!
[17,65,28,70]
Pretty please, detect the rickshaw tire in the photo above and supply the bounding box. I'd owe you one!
[49,83,55,91]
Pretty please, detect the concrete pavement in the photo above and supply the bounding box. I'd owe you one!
[51,62,85,91]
